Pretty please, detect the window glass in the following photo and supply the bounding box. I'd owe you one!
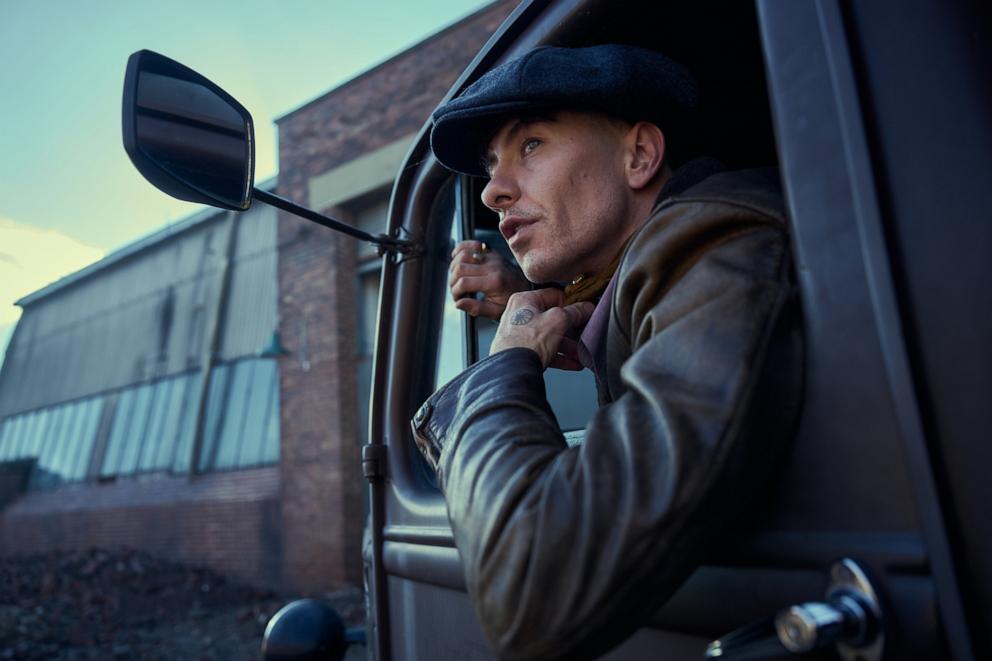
[172,373,199,473]
[28,410,52,462]
[16,411,39,458]
[436,210,467,388]
[33,405,68,488]
[0,418,11,460]
[102,388,136,477]
[63,401,89,480]
[138,379,171,472]
[52,402,83,481]
[154,375,186,470]
[37,407,66,480]
[238,359,275,467]
[119,383,154,475]
[69,398,103,480]
[214,360,251,470]
[198,364,230,471]
[11,415,28,458]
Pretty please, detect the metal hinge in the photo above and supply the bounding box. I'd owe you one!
[362,444,387,481]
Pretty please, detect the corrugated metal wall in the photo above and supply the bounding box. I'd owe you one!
[0,203,278,417]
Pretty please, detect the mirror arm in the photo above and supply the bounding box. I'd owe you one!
[252,187,419,256]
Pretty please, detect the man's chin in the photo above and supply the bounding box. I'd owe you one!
[520,252,566,285]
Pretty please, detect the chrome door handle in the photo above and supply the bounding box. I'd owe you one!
[705,558,884,660]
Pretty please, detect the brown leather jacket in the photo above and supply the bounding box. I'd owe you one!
[412,168,804,660]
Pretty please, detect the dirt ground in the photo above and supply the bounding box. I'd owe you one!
[0,548,365,660]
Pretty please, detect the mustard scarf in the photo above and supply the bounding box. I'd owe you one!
[562,240,629,306]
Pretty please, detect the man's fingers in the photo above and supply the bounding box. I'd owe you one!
[450,274,500,300]
[563,301,595,329]
[549,353,584,371]
[447,260,488,288]
[509,287,566,311]
[451,240,490,262]
[454,297,504,320]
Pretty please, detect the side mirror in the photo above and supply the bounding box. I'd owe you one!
[122,49,254,211]
[121,50,417,256]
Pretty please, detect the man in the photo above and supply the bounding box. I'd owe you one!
[412,45,802,660]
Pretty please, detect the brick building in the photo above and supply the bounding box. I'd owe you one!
[0,0,515,593]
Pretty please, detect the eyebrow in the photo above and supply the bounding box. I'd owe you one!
[482,114,556,175]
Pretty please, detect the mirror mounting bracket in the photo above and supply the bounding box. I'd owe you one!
[252,188,420,257]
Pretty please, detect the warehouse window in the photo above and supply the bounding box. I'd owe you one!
[0,396,105,489]
[197,358,280,471]
[0,356,279,490]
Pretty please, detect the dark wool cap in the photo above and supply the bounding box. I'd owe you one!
[430,44,700,176]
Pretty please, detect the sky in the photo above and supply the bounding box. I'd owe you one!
[0,0,490,362]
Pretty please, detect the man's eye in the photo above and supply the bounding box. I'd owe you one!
[522,138,541,155]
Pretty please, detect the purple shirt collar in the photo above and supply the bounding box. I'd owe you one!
[576,269,619,375]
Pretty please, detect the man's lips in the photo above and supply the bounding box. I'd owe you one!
[499,215,536,242]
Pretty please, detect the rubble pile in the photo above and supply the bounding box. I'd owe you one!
[0,548,287,660]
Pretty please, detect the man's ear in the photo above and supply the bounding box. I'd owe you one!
[624,122,666,190]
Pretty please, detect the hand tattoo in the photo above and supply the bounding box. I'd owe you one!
[509,308,535,325]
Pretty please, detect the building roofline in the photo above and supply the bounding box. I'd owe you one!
[275,0,507,125]
[16,177,278,307]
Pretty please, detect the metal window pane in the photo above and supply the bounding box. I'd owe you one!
[156,374,186,470]
[0,418,12,460]
[8,414,24,458]
[28,410,53,460]
[237,360,271,467]
[42,406,67,481]
[102,389,136,477]
[198,365,230,472]
[33,405,69,489]
[50,403,81,483]
[17,411,38,458]
[32,407,66,488]
[15,412,33,459]
[262,362,280,464]
[12,416,27,459]
[119,384,154,475]
[71,400,94,478]
[435,220,466,389]
[67,398,102,481]
[172,374,199,473]
[16,414,33,459]
[15,412,39,459]
[4,417,18,459]
[138,380,172,472]
[215,361,251,470]
[0,416,18,460]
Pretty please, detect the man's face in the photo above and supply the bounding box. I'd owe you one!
[481,111,635,283]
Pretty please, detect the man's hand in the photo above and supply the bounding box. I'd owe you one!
[490,288,595,370]
[449,240,531,320]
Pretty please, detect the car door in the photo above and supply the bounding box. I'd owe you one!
[362,1,984,659]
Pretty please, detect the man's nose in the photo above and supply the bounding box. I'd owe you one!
[481,166,518,212]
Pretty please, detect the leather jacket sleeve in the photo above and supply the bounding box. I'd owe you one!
[412,191,801,660]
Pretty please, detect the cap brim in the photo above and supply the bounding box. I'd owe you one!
[430,100,546,177]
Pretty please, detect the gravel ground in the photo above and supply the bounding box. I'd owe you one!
[0,548,364,660]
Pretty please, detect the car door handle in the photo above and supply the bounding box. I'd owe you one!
[704,558,884,661]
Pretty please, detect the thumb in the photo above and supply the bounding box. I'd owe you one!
[529,287,567,310]
[562,301,595,330]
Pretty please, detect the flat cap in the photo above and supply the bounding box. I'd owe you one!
[430,44,699,176]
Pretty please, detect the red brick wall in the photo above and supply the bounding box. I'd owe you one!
[0,468,281,589]
[274,1,516,593]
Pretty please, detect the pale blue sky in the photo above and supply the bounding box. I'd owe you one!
[0,0,490,360]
